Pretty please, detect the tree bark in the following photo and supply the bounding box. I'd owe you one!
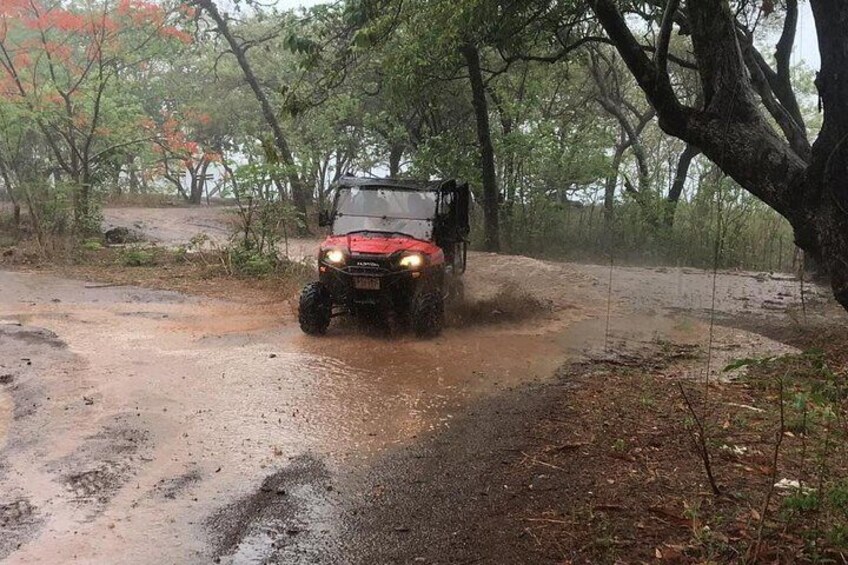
[461,42,500,252]
[194,0,307,217]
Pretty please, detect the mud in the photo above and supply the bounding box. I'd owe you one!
[0,206,843,563]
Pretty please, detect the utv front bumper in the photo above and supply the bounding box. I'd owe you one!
[318,254,441,308]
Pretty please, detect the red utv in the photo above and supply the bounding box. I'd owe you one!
[298,176,470,337]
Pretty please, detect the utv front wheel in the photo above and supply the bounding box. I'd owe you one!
[411,291,444,337]
[299,282,332,335]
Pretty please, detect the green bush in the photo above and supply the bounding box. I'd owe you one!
[81,239,103,251]
[228,246,277,276]
[119,248,155,267]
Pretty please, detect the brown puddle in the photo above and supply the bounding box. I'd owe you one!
[0,260,834,564]
[0,270,598,563]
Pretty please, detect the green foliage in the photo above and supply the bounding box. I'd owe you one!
[0,0,815,275]
[119,248,155,267]
[81,239,104,252]
[493,192,795,271]
[230,162,305,252]
[226,244,278,277]
[782,490,819,514]
[733,349,848,552]
[191,161,310,278]
[829,480,848,518]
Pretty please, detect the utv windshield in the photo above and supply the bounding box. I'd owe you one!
[332,186,438,241]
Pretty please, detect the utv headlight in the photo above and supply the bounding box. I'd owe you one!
[324,249,345,264]
[399,254,423,269]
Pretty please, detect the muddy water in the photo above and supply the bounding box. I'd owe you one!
[0,268,606,564]
[2,208,842,563]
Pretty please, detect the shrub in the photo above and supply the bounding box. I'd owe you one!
[81,239,103,251]
[119,248,155,267]
[228,245,277,276]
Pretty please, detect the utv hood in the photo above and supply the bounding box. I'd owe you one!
[321,233,443,260]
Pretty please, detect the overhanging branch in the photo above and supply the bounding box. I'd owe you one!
[655,0,680,76]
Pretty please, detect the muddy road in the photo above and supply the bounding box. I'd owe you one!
[0,207,842,563]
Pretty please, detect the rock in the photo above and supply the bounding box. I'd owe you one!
[104,227,144,245]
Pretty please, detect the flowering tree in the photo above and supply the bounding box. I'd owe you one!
[152,110,223,204]
[0,0,190,230]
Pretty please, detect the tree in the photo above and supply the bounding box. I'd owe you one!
[462,42,500,251]
[191,0,309,217]
[588,47,655,222]
[589,0,848,311]
[0,0,188,231]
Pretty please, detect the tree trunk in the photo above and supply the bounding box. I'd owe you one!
[0,162,20,233]
[388,143,403,177]
[604,143,627,223]
[127,154,139,194]
[461,42,500,252]
[194,0,307,218]
[76,170,93,232]
[663,144,700,227]
[807,0,848,308]
[189,159,210,205]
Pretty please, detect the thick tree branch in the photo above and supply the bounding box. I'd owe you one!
[667,143,700,205]
[655,0,680,76]
[587,0,687,137]
[775,0,797,93]
[688,0,759,120]
[739,37,811,160]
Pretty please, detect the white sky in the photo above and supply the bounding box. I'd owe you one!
[795,2,819,68]
[277,0,822,69]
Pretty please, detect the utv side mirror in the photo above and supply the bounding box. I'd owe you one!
[318,210,331,227]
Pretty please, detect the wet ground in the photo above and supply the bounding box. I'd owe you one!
[0,207,843,563]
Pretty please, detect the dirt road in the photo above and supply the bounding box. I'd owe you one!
[0,207,841,563]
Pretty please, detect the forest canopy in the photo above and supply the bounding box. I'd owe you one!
[0,0,844,307]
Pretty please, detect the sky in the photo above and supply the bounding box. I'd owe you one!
[276,0,822,69]
[794,2,820,68]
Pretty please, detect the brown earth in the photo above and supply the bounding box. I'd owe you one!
[1,206,846,564]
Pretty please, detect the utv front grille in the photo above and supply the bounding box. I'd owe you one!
[345,265,390,275]
[343,254,397,275]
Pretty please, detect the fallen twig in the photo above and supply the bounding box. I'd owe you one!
[524,517,570,525]
[520,451,565,471]
[678,382,722,496]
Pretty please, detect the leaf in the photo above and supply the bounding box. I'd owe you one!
[723,356,776,372]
